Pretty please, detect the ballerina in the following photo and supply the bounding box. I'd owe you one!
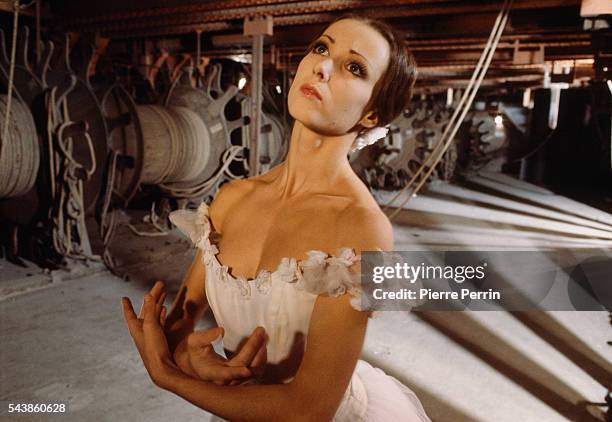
[122,13,431,421]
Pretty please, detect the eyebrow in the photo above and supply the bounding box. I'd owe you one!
[320,34,371,67]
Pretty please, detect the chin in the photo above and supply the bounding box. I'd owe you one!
[287,92,350,136]
[288,94,317,125]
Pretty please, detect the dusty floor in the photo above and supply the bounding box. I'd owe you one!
[2,257,609,422]
[1,177,611,422]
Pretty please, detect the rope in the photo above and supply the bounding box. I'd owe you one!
[159,144,245,198]
[127,202,169,237]
[0,0,36,161]
[384,0,514,221]
[145,105,180,184]
[100,149,118,269]
[46,85,101,262]
[0,2,40,199]
[101,150,117,245]
[0,96,38,197]
[1,1,20,162]
[166,106,210,182]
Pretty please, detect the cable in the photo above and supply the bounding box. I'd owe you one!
[383,0,512,215]
[385,0,512,216]
[384,0,514,220]
[507,129,556,163]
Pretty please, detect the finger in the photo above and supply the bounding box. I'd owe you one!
[229,326,265,367]
[142,293,157,324]
[122,297,143,337]
[217,365,252,382]
[137,282,164,320]
[155,292,166,325]
[150,281,165,303]
[157,291,167,307]
[141,295,172,360]
[121,297,145,352]
[250,341,267,369]
[160,305,167,326]
[187,327,224,350]
[144,293,164,326]
[137,295,146,319]
[154,292,166,322]
[122,297,138,323]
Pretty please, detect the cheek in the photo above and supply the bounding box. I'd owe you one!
[331,79,373,121]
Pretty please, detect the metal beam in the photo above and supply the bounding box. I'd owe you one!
[61,0,580,36]
[244,15,273,177]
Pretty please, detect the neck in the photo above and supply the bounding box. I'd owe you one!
[270,120,358,200]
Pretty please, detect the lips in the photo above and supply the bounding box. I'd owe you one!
[300,84,322,101]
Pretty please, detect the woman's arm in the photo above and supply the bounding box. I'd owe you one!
[158,293,368,422]
[164,247,209,354]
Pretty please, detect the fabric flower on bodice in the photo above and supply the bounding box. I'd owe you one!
[168,201,212,250]
[234,275,251,298]
[276,257,299,283]
[202,243,219,266]
[194,202,211,248]
[293,248,362,301]
[217,265,230,285]
[325,248,361,297]
[295,250,329,293]
[333,247,360,266]
[349,289,367,312]
[255,270,273,294]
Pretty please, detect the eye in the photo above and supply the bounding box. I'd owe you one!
[348,62,366,77]
[312,42,328,55]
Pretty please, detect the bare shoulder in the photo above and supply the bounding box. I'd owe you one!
[208,179,255,232]
[338,204,394,252]
[207,165,282,231]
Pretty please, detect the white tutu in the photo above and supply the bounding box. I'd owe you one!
[208,359,431,422]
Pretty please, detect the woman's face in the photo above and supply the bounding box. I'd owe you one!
[287,19,391,136]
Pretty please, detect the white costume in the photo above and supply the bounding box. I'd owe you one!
[169,202,431,421]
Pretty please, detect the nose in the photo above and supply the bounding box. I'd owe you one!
[313,57,332,82]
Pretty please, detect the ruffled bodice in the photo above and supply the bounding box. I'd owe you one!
[168,202,368,368]
[169,201,433,422]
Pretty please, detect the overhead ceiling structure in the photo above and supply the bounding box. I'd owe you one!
[51,0,611,92]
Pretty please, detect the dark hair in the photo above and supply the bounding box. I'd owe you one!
[311,13,418,129]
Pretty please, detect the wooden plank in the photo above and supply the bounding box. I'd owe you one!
[0,1,35,16]
[375,190,612,240]
[470,174,612,227]
[427,183,612,233]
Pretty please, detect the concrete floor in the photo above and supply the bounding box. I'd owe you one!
[1,179,611,422]
[2,256,609,422]
[1,268,210,422]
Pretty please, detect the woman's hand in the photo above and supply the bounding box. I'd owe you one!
[122,281,177,387]
[176,326,268,386]
[122,280,268,388]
